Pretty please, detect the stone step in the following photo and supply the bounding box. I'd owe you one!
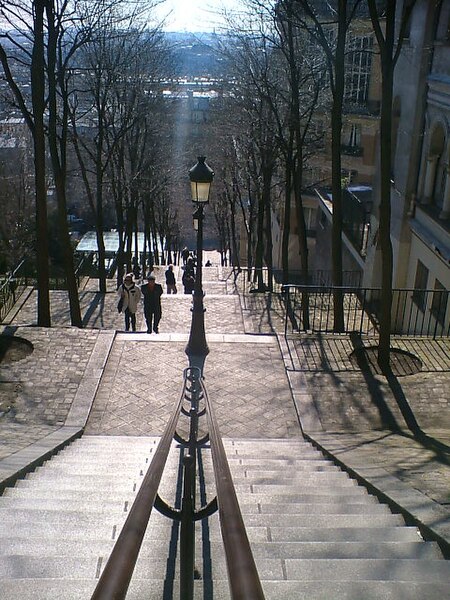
[225,452,328,461]
[268,522,414,542]
[0,555,281,581]
[37,458,340,471]
[0,497,388,516]
[14,477,177,493]
[0,538,440,560]
[1,486,376,506]
[0,521,267,542]
[281,558,450,582]
[240,511,400,529]
[223,457,338,467]
[233,481,360,494]
[13,476,358,493]
[30,466,350,485]
[1,579,449,600]
[1,555,448,584]
[0,518,415,544]
[65,436,159,444]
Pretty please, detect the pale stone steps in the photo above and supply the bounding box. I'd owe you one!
[1,435,449,599]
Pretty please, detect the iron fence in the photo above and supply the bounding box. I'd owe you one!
[0,260,28,323]
[283,285,450,339]
[235,267,362,296]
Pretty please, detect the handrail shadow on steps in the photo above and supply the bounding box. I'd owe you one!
[91,366,265,600]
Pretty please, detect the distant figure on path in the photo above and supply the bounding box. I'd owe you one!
[182,268,195,295]
[165,264,177,294]
[118,273,141,332]
[132,258,141,280]
[141,274,163,333]
[181,246,190,265]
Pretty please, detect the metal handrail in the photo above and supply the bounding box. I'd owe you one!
[91,379,186,599]
[91,368,265,600]
[202,378,266,600]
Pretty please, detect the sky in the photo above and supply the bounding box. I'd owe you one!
[154,0,240,32]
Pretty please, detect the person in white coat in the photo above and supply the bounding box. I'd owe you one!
[118,273,141,331]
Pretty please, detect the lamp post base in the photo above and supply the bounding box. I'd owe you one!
[185,290,209,375]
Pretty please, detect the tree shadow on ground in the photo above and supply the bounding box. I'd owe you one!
[81,292,106,328]
[349,333,450,466]
[295,334,400,432]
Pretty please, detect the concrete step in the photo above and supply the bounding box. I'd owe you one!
[0,538,441,560]
[2,487,375,504]
[233,481,361,494]
[0,498,389,516]
[36,460,340,472]
[1,578,449,600]
[0,555,283,581]
[2,555,448,584]
[281,558,450,582]
[30,467,351,486]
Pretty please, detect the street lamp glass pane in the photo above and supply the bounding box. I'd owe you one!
[191,181,211,203]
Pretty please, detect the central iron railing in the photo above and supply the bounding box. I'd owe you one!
[91,367,265,600]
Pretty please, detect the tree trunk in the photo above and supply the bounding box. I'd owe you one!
[330,2,346,332]
[377,47,395,371]
[282,164,292,285]
[46,2,82,327]
[263,168,274,292]
[32,1,51,326]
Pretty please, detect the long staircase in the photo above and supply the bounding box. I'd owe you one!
[1,435,449,599]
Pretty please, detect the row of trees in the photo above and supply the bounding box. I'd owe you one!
[0,1,417,368]
[0,0,178,327]
[211,0,415,370]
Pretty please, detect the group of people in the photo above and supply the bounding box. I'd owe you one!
[118,252,213,332]
[117,272,163,334]
[117,263,188,333]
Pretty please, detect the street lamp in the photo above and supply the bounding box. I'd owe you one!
[185,156,214,371]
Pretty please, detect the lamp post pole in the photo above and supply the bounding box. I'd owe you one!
[185,157,214,374]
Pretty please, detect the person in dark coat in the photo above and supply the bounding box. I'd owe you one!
[165,264,177,294]
[181,246,190,265]
[141,274,163,333]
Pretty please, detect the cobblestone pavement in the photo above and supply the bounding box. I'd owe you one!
[85,336,299,439]
[0,326,101,460]
[0,257,449,546]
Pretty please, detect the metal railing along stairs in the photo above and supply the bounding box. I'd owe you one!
[91,367,265,600]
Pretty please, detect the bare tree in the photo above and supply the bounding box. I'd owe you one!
[293,0,365,330]
[0,148,35,269]
[367,0,417,371]
[0,0,51,325]
[220,21,279,291]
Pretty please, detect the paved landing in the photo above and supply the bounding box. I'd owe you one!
[85,335,300,439]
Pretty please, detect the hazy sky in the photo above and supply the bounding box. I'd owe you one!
[155,0,239,32]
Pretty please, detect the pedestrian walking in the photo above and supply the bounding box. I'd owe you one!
[181,246,190,265]
[182,268,195,295]
[165,264,177,294]
[141,274,163,333]
[132,258,141,281]
[117,273,141,332]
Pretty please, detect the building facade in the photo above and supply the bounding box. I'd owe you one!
[363,0,450,335]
